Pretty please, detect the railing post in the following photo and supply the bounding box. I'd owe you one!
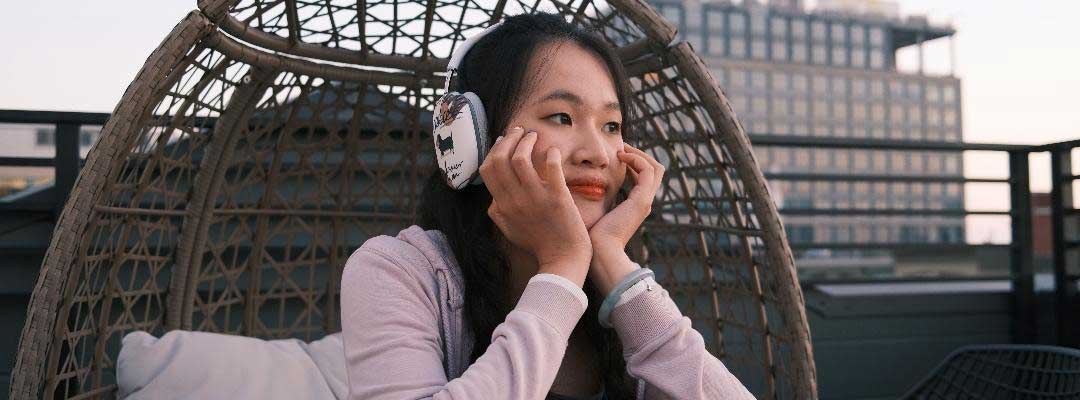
[1049,147,1076,347]
[54,122,80,213]
[1008,150,1036,344]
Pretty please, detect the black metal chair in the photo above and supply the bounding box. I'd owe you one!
[901,344,1080,399]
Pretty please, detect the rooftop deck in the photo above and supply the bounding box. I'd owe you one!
[0,109,1076,399]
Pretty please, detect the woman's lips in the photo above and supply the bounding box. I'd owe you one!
[568,185,606,201]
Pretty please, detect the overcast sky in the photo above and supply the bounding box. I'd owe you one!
[1,1,1076,242]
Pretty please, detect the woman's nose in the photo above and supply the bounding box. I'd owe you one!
[571,126,611,168]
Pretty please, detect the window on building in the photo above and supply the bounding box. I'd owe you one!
[851,48,865,68]
[850,25,865,44]
[793,43,807,62]
[793,74,808,92]
[871,80,885,98]
[811,21,826,41]
[752,38,768,59]
[731,37,747,58]
[771,17,787,39]
[831,23,846,45]
[772,72,790,91]
[833,100,848,120]
[869,26,884,46]
[793,99,808,118]
[832,77,847,97]
[751,71,767,90]
[705,10,725,55]
[792,18,806,40]
[751,11,766,35]
[832,45,847,67]
[812,75,828,94]
[36,129,55,146]
[772,42,788,61]
[870,50,884,69]
[812,43,827,65]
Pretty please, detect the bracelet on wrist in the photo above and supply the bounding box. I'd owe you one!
[597,267,654,329]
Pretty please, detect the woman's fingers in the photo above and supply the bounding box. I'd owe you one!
[485,126,526,187]
[542,147,569,192]
[510,130,544,191]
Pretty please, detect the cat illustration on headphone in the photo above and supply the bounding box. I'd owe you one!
[434,93,469,157]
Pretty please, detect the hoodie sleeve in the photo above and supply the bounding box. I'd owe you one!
[609,278,757,400]
[340,238,588,400]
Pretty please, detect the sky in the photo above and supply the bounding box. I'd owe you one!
[1,0,1077,242]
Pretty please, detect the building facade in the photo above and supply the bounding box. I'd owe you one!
[648,0,965,275]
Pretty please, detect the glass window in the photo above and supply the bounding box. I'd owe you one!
[832,46,847,66]
[792,43,807,62]
[813,99,829,118]
[752,97,768,114]
[871,81,885,98]
[850,25,865,44]
[851,48,865,68]
[772,42,788,61]
[943,84,957,103]
[772,72,790,91]
[730,12,746,34]
[851,78,867,97]
[752,12,766,35]
[869,26,884,46]
[771,17,787,39]
[792,19,806,40]
[793,100,808,117]
[751,71,767,89]
[870,50,884,69]
[831,24,846,45]
[907,82,922,100]
[926,83,941,102]
[811,21,827,41]
[832,77,847,97]
[793,74,808,92]
[771,98,790,116]
[730,37,746,58]
[752,38,767,59]
[812,43,827,65]
[706,10,725,34]
[871,103,886,122]
[832,100,847,119]
[852,103,867,121]
[812,76,828,94]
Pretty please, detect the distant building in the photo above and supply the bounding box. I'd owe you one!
[647,0,965,276]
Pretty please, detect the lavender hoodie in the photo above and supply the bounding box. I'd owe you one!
[340,225,755,399]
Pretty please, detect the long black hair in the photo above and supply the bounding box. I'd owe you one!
[418,11,639,399]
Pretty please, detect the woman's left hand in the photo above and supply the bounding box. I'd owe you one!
[587,142,665,294]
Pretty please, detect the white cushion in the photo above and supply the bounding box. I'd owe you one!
[117,330,347,400]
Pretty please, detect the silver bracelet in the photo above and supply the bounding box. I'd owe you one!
[598,267,655,329]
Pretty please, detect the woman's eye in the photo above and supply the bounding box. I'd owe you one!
[604,122,622,134]
[545,113,572,125]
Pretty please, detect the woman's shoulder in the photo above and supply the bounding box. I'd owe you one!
[344,224,456,283]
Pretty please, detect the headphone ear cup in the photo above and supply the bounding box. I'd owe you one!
[432,91,490,189]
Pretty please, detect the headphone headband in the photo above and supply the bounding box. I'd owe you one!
[443,20,506,92]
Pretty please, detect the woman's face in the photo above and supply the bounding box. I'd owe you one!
[505,40,628,229]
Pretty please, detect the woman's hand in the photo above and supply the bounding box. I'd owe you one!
[587,142,665,295]
[479,126,592,286]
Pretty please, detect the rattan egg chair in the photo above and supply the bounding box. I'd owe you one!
[11,0,816,398]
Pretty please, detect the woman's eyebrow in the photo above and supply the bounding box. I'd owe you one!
[537,89,620,111]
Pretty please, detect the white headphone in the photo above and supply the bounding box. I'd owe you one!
[432,20,506,189]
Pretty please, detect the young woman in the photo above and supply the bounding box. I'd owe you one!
[340,12,755,400]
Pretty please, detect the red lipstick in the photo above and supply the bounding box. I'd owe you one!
[566,177,607,201]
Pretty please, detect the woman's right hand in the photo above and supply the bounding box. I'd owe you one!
[479,126,592,286]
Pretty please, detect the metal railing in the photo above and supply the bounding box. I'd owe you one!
[751,133,1079,347]
[0,109,1076,346]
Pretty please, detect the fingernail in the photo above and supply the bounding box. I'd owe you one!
[527,130,536,136]
[495,136,504,143]
[513,126,524,133]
